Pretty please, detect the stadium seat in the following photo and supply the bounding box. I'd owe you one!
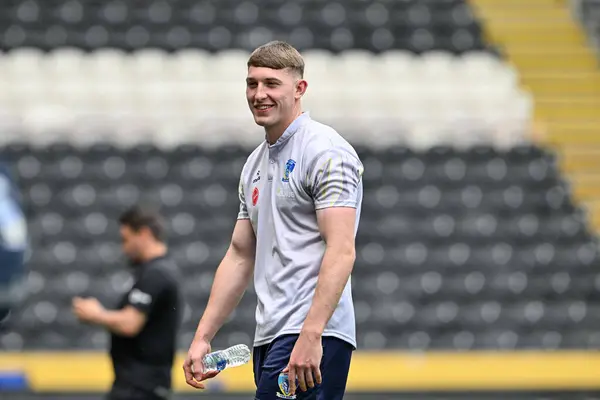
[1,141,598,351]
[0,48,530,148]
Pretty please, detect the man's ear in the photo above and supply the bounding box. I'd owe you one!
[295,79,308,99]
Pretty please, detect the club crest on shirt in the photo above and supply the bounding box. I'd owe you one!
[277,373,297,399]
[282,159,296,183]
[252,187,259,206]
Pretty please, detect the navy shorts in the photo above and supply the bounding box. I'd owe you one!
[253,334,353,400]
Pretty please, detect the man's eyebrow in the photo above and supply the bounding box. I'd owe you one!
[246,77,283,84]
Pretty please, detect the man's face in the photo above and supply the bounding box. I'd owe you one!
[120,225,145,265]
[246,66,306,129]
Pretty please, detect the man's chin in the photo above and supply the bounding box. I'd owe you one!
[253,115,270,126]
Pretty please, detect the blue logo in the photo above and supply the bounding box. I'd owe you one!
[282,159,296,183]
[277,373,297,399]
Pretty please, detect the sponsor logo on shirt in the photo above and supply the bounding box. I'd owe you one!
[282,159,296,183]
[129,289,152,305]
[276,187,295,199]
[276,373,297,399]
[252,187,259,206]
[252,170,261,183]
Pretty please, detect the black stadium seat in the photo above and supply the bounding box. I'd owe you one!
[0,0,491,54]
[1,142,599,351]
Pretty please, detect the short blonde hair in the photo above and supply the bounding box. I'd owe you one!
[247,41,305,78]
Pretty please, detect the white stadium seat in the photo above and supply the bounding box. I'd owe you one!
[0,49,531,148]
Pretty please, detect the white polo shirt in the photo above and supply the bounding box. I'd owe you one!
[237,112,364,348]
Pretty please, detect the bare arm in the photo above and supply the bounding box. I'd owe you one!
[301,207,356,337]
[96,306,146,337]
[72,299,146,337]
[194,218,256,342]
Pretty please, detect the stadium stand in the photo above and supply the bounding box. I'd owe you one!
[474,0,600,235]
[0,0,487,54]
[0,0,599,397]
[2,140,597,353]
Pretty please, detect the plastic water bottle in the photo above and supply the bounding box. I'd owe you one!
[201,344,251,374]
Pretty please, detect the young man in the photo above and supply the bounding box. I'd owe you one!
[73,206,183,400]
[0,162,27,324]
[183,41,364,400]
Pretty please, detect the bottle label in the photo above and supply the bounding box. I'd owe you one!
[216,358,227,371]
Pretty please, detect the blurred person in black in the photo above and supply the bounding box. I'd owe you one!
[72,205,183,400]
[0,162,28,325]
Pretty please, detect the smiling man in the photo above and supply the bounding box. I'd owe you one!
[183,41,364,400]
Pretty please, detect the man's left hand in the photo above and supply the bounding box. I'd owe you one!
[72,297,105,324]
[284,331,323,395]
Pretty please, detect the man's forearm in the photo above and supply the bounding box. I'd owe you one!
[302,246,355,337]
[195,247,254,342]
[95,310,136,337]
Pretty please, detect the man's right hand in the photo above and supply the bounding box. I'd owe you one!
[183,337,221,389]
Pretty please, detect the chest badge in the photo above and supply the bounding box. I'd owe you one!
[252,187,259,206]
[282,159,296,182]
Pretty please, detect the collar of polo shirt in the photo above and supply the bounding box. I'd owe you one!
[266,112,311,149]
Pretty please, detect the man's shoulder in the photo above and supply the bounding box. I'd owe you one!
[239,142,266,179]
[299,119,360,161]
[143,257,181,284]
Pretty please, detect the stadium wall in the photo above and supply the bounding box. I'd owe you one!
[1,351,600,393]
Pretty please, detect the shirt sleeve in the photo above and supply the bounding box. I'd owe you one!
[237,173,249,220]
[125,268,165,314]
[306,147,364,210]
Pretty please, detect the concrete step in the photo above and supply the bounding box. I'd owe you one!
[536,97,600,119]
[536,102,600,119]
[526,83,600,92]
[559,146,600,173]
[475,0,571,6]
[525,82,600,95]
[488,25,587,45]
[546,127,600,145]
[521,72,600,81]
[570,174,600,201]
[477,9,572,21]
[583,201,600,231]
[508,51,599,70]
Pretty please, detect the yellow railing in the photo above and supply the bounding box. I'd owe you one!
[1,351,599,392]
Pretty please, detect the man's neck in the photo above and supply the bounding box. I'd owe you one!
[265,108,303,145]
[140,243,167,263]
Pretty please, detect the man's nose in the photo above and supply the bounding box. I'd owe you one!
[255,84,267,100]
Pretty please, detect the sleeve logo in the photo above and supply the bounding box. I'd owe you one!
[129,289,152,305]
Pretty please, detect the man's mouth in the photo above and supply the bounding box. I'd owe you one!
[255,104,274,112]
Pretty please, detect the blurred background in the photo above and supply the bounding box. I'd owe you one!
[1,0,600,398]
